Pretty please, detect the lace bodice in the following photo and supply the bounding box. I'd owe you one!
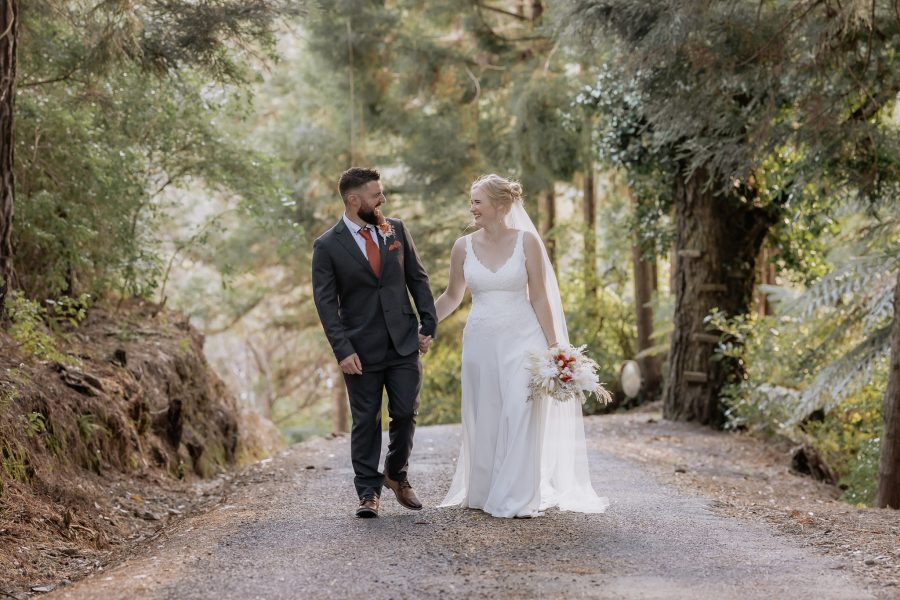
[463,230,535,335]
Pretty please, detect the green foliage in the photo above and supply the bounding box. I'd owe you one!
[577,64,674,257]
[6,292,71,363]
[22,411,47,437]
[15,1,292,301]
[20,410,63,455]
[1,441,31,483]
[841,437,883,506]
[708,217,894,506]
[565,0,899,201]
[46,294,92,328]
[804,383,884,505]
[0,380,21,411]
[512,72,581,193]
[562,261,636,414]
[419,313,465,426]
[5,290,89,362]
[77,413,109,444]
[565,0,899,295]
[784,216,899,421]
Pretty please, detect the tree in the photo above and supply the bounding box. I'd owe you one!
[0,0,18,314]
[564,0,899,426]
[3,0,302,312]
[665,168,777,424]
[877,268,900,507]
[631,218,661,398]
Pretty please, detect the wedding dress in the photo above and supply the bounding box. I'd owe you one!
[439,214,609,518]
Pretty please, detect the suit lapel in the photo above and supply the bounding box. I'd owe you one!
[378,225,389,280]
[334,219,376,277]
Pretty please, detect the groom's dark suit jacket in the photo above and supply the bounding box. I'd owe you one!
[312,217,437,366]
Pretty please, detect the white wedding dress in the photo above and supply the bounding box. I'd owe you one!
[439,229,609,518]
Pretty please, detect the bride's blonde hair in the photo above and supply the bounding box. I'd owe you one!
[471,174,523,214]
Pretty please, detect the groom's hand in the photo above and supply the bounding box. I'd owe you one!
[418,333,433,354]
[339,353,363,375]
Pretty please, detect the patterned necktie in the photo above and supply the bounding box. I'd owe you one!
[357,227,381,277]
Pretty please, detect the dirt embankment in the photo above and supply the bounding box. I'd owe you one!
[0,301,282,597]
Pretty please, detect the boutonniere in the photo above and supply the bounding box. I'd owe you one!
[377,218,395,242]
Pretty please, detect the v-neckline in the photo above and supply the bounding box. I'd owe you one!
[470,231,520,274]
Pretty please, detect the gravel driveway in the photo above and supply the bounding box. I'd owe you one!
[50,420,875,600]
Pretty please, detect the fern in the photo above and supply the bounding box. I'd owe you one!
[786,254,894,320]
[789,326,892,425]
[862,280,896,333]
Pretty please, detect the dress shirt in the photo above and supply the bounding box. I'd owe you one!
[342,212,381,258]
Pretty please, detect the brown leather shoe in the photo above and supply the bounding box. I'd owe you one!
[383,474,423,510]
[355,495,379,518]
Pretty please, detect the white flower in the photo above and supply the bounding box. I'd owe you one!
[572,367,600,392]
[526,343,611,404]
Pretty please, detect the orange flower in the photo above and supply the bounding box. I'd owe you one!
[376,217,395,241]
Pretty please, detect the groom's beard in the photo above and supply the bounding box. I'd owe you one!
[358,206,381,225]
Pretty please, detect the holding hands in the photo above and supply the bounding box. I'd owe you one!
[418,330,434,354]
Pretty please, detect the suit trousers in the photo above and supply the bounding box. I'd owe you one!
[343,345,422,499]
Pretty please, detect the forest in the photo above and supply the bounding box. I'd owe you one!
[0,0,897,523]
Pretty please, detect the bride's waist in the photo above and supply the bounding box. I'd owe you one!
[466,296,537,327]
[470,294,532,310]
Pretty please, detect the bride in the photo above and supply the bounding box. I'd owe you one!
[435,174,609,518]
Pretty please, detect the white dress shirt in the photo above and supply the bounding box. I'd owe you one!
[342,213,381,259]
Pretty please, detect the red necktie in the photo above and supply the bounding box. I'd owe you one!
[358,227,381,277]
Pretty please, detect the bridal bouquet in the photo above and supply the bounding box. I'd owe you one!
[527,345,613,405]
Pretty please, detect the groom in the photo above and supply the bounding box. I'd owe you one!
[312,167,437,518]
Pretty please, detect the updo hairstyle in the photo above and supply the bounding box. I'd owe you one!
[471,174,523,214]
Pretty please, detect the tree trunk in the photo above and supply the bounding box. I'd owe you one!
[876,268,900,508]
[531,0,543,24]
[663,166,777,426]
[538,186,556,268]
[346,19,356,166]
[754,244,776,316]
[583,170,596,303]
[0,0,19,314]
[632,241,662,399]
[332,368,349,434]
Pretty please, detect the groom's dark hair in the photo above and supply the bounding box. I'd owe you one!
[339,167,381,201]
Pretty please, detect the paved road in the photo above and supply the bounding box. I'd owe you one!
[52,420,875,599]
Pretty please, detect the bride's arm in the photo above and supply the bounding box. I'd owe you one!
[434,237,467,323]
[523,232,559,347]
